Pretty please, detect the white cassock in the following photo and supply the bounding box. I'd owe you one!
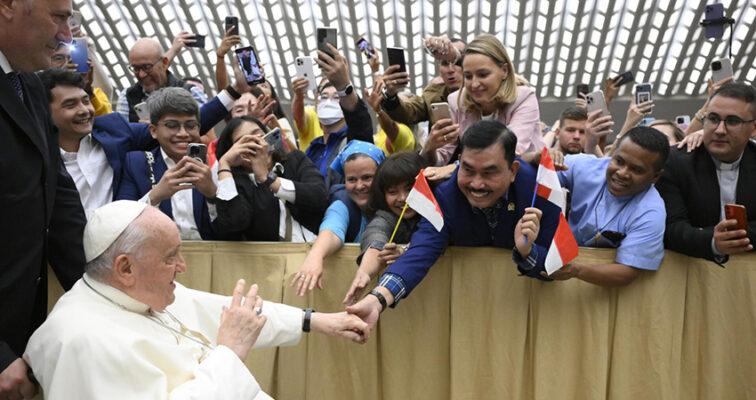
[24,273,302,400]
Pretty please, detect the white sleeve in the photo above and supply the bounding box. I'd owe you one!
[273,177,296,204]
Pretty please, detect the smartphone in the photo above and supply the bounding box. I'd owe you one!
[711,58,734,84]
[635,83,653,106]
[355,37,375,57]
[235,46,265,85]
[387,47,406,73]
[725,204,747,232]
[675,115,691,131]
[71,37,89,73]
[640,117,656,126]
[317,27,337,59]
[576,84,590,98]
[585,90,609,116]
[187,143,208,164]
[134,102,150,121]
[295,56,316,91]
[614,71,635,86]
[186,34,205,48]
[430,102,451,124]
[704,3,725,39]
[262,128,284,154]
[225,16,239,36]
[69,11,82,29]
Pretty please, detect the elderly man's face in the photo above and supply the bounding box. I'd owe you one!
[129,208,186,311]
[129,46,168,92]
[2,0,73,71]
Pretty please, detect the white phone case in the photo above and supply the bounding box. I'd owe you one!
[585,90,609,116]
[134,102,150,121]
[295,57,316,91]
[711,58,734,84]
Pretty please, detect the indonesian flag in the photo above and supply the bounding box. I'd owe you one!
[535,148,579,274]
[405,169,444,231]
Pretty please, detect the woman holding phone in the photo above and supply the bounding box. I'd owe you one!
[427,34,544,166]
[212,116,327,241]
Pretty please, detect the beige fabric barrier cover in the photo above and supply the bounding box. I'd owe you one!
[48,243,756,399]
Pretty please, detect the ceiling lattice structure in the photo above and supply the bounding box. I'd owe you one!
[75,0,756,102]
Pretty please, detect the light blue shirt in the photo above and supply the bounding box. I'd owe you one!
[558,154,666,271]
[318,200,366,243]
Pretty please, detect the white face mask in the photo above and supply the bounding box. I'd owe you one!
[316,99,344,126]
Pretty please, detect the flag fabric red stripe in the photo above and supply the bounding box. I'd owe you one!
[405,169,444,232]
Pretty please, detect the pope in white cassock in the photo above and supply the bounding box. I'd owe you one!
[23,200,368,399]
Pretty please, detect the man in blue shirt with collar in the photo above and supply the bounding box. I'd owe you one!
[346,120,560,328]
[543,126,669,285]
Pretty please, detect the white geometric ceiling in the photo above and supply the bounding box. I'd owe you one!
[75,0,756,102]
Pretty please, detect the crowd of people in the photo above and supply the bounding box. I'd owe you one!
[2,0,755,398]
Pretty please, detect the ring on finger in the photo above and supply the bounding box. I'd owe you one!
[443,134,447,141]
[300,274,306,280]
[254,306,263,315]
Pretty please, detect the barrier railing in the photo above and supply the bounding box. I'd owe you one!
[48,243,756,399]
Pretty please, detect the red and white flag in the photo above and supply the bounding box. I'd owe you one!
[405,169,444,232]
[535,148,579,274]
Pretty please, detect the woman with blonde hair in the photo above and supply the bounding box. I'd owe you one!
[425,34,543,166]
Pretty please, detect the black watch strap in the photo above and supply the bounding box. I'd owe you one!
[225,84,242,100]
[262,170,277,187]
[369,290,387,312]
[303,308,315,332]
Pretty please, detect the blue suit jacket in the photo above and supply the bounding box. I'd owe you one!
[384,159,560,297]
[117,147,215,240]
[90,95,227,197]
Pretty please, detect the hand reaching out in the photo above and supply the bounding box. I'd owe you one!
[217,280,267,361]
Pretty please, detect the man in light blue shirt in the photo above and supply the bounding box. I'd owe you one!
[544,126,670,286]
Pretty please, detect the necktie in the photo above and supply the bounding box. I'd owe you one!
[6,72,24,103]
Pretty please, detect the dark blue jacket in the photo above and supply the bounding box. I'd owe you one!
[90,95,227,197]
[117,147,216,239]
[384,159,560,297]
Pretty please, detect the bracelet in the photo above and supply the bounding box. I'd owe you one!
[217,168,232,175]
[695,111,705,121]
[225,84,241,100]
[303,308,315,332]
[369,290,387,312]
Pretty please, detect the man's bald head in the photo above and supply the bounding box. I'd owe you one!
[128,38,168,92]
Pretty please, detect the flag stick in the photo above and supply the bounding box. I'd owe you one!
[388,203,409,243]
[524,181,540,245]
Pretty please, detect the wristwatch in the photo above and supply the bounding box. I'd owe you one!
[336,83,354,97]
[261,170,278,187]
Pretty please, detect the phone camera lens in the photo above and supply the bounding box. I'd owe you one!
[712,61,721,70]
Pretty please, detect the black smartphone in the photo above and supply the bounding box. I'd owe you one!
[355,37,375,57]
[387,47,406,73]
[186,34,205,48]
[614,71,634,86]
[187,143,207,164]
[635,83,653,105]
[235,46,265,85]
[317,27,337,59]
[225,16,239,36]
[576,84,590,97]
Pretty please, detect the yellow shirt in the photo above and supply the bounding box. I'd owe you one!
[296,108,324,151]
[374,122,415,155]
[90,87,112,117]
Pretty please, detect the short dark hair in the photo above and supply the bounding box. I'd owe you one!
[560,106,588,126]
[711,82,756,117]
[367,151,427,216]
[147,87,200,125]
[37,68,85,103]
[459,119,517,167]
[615,126,670,172]
[215,116,286,164]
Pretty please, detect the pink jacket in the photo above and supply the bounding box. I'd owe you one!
[436,85,544,165]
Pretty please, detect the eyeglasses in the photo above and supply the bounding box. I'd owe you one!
[158,120,200,134]
[129,58,162,74]
[700,112,756,130]
[51,54,72,64]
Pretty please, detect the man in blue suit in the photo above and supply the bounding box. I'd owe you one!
[347,120,561,329]
[117,87,220,240]
[38,68,247,218]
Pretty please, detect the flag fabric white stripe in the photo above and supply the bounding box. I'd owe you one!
[406,187,444,232]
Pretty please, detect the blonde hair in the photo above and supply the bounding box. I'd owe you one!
[459,34,518,113]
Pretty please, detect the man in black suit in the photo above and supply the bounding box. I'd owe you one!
[0,0,86,397]
[656,82,756,264]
